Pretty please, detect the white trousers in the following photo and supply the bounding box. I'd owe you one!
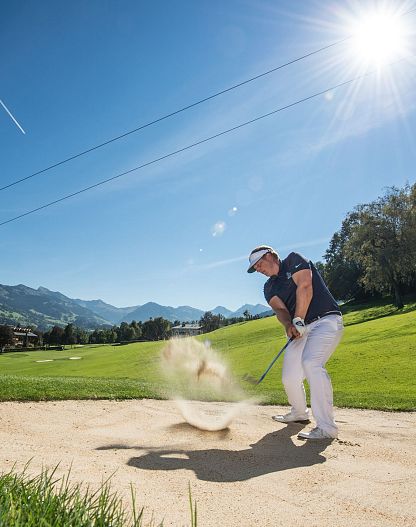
[282,314,344,435]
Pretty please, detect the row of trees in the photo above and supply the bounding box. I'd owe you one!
[88,318,172,344]
[318,183,416,308]
[0,308,264,349]
[58,310,260,344]
[41,318,173,346]
[199,310,264,333]
[1,309,262,349]
[0,319,174,349]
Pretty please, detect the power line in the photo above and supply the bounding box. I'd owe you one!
[0,41,348,193]
[2,5,415,193]
[1,7,415,199]
[1,62,408,228]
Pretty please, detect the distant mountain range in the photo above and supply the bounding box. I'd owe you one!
[73,298,137,324]
[0,283,271,330]
[0,284,109,330]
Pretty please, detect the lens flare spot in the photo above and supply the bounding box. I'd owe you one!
[211,221,226,237]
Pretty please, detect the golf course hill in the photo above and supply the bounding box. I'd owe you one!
[0,297,414,411]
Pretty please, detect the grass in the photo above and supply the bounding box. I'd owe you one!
[201,300,416,410]
[0,299,415,410]
[0,375,163,401]
[0,465,198,526]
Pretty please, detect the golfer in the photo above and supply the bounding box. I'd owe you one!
[247,245,343,440]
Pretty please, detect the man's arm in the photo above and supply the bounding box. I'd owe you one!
[292,269,313,320]
[268,296,299,339]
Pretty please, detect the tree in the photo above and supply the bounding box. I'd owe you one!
[343,184,416,308]
[89,329,107,344]
[243,309,252,321]
[64,323,77,347]
[105,328,117,343]
[323,213,367,302]
[48,326,65,346]
[118,322,136,342]
[129,320,142,340]
[0,325,14,352]
[75,327,89,345]
[199,311,225,333]
[33,329,44,346]
[141,317,172,341]
[89,329,98,344]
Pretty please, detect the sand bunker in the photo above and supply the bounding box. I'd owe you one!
[0,400,414,527]
[161,338,251,431]
[175,398,249,431]
[35,357,82,363]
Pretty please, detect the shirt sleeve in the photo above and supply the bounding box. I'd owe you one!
[286,252,311,275]
[263,279,273,304]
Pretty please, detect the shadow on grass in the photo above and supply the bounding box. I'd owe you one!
[97,423,333,482]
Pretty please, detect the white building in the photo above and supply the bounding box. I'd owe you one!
[171,324,202,337]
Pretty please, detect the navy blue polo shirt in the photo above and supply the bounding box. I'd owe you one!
[263,252,340,324]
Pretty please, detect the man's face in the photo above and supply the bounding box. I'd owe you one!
[254,253,279,277]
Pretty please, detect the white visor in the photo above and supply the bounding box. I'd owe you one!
[247,249,270,273]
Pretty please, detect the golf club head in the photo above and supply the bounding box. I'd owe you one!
[241,373,259,385]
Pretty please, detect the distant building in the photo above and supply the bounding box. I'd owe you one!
[12,327,39,348]
[171,324,202,337]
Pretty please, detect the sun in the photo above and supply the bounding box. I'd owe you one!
[349,8,408,67]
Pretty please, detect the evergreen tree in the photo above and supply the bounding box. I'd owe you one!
[0,325,14,352]
[48,326,65,346]
[64,323,77,347]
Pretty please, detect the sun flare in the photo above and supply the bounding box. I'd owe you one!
[349,9,408,67]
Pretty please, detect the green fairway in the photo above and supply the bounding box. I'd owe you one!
[0,300,415,410]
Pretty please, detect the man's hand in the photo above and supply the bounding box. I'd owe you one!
[291,317,307,337]
[285,323,300,339]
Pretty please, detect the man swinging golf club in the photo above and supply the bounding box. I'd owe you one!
[247,245,344,440]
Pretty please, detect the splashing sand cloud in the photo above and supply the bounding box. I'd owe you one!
[161,338,253,431]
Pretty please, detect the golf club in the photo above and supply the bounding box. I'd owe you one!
[243,337,294,385]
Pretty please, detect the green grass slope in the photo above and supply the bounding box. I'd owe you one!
[0,300,415,410]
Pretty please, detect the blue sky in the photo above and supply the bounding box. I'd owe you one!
[1,0,415,311]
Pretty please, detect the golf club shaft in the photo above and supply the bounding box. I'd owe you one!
[256,337,294,384]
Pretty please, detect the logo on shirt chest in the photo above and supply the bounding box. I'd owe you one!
[286,272,292,280]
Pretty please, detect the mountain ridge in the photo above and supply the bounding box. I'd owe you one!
[0,282,270,328]
[0,284,109,330]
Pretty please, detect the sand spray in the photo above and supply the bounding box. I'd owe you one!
[161,337,255,431]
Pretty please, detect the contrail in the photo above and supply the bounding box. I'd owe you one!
[0,99,26,134]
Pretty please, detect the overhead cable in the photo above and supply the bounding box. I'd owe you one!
[2,61,411,228]
[2,6,415,193]
[0,41,348,192]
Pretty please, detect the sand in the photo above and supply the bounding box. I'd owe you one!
[161,338,251,431]
[0,399,414,527]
